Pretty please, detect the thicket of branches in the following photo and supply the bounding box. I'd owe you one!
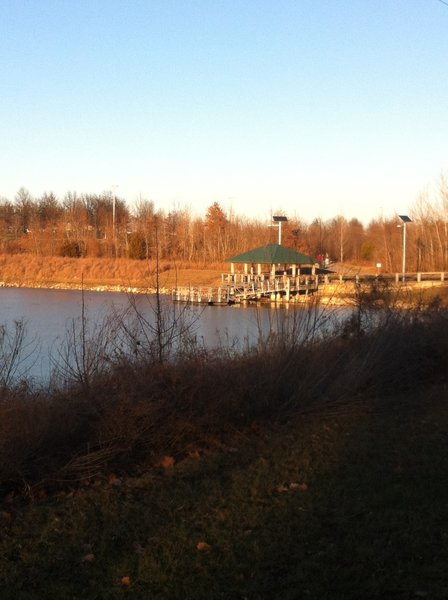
[1,177,448,271]
[0,284,447,494]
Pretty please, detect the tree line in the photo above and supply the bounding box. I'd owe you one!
[0,182,447,272]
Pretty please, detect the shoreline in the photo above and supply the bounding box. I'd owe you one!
[0,278,446,309]
[0,254,446,305]
[0,280,161,295]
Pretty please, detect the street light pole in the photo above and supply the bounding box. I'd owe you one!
[398,215,412,283]
[111,184,118,243]
[272,215,288,245]
[402,221,406,281]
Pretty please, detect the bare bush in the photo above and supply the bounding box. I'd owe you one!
[0,290,447,496]
[0,320,37,389]
[109,293,202,367]
[49,293,119,389]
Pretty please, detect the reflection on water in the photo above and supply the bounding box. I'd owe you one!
[0,287,346,383]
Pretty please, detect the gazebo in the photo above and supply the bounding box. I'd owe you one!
[225,243,317,279]
[172,243,319,304]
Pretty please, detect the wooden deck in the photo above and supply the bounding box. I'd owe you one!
[172,274,319,305]
[171,271,447,306]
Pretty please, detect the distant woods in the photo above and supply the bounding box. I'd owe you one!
[1,182,448,272]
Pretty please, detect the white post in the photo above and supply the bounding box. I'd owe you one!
[402,221,407,283]
[111,184,118,245]
[113,195,115,239]
[398,216,411,282]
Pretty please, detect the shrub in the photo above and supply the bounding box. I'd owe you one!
[58,240,84,258]
[0,292,447,496]
[128,233,148,260]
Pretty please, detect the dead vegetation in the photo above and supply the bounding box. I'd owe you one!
[0,253,224,290]
[0,284,446,499]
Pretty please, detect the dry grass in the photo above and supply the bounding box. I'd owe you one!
[0,254,224,290]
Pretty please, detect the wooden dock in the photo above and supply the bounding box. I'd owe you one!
[172,273,319,305]
[171,271,447,306]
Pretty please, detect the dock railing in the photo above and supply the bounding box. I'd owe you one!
[173,272,319,304]
[171,271,446,305]
[319,272,446,284]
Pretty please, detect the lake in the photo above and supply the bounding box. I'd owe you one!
[0,287,342,384]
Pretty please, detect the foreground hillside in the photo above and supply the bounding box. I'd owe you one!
[1,387,447,600]
[0,293,447,598]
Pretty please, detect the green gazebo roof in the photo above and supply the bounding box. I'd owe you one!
[226,244,316,265]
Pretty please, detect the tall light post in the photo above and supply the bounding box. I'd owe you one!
[272,215,288,245]
[398,215,412,282]
[111,184,118,243]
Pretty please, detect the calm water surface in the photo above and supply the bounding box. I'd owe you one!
[0,287,340,383]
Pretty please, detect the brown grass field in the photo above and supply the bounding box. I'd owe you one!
[0,254,225,290]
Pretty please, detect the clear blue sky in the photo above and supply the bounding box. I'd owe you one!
[1,0,447,224]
